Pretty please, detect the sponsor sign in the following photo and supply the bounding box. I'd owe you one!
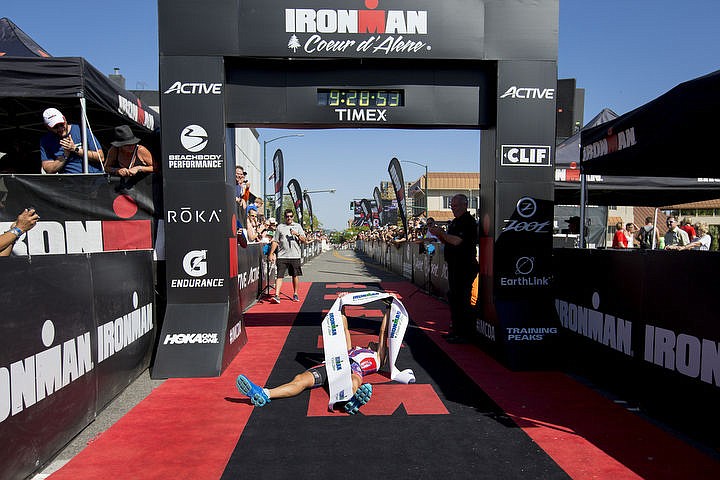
[499,86,555,100]
[499,256,552,288]
[501,197,551,235]
[501,145,551,167]
[1,292,153,423]
[167,124,224,169]
[164,81,223,95]
[582,126,637,161]
[284,2,430,57]
[170,249,225,289]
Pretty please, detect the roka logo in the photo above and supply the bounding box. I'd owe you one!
[183,250,207,277]
[180,125,208,152]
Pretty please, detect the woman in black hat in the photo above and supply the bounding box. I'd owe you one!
[104,125,155,176]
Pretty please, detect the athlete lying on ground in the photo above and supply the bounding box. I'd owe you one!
[236,293,391,414]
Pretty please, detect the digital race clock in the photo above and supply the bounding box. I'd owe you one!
[317,89,405,108]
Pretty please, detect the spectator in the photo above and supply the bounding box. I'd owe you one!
[664,216,690,250]
[1,208,39,256]
[683,222,711,251]
[625,222,638,248]
[611,222,628,249]
[269,209,307,303]
[235,166,251,211]
[40,108,104,174]
[680,217,696,240]
[564,216,581,234]
[244,204,267,242]
[104,125,155,176]
[638,216,659,250]
[253,197,265,222]
[428,193,478,344]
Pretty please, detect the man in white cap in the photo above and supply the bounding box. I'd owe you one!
[39,108,104,174]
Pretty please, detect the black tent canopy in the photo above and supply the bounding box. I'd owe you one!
[580,69,720,179]
[0,17,160,172]
[555,106,720,206]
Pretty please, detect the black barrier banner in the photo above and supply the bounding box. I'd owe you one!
[237,243,262,312]
[272,149,284,221]
[553,249,720,434]
[388,157,407,234]
[0,174,156,256]
[287,178,303,226]
[303,192,314,231]
[0,252,154,480]
[373,186,383,226]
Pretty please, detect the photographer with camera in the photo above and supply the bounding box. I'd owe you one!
[1,208,39,256]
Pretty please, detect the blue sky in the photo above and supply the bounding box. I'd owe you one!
[3,1,719,229]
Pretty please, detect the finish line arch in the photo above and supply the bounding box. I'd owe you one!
[153,0,559,377]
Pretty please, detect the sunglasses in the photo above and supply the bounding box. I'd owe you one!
[249,214,257,218]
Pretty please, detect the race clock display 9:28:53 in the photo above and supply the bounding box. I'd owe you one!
[317,89,405,108]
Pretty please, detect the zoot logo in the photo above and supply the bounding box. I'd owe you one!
[501,197,551,234]
[167,124,223,169]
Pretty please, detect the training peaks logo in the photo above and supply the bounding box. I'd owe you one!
[284,0,431,56]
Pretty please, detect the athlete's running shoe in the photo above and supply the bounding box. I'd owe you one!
[271,296,280,304]
[293,294,300,302]
[236,374,270,407]
[344,384,372,415]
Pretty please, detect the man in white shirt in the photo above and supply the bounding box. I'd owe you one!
[268,209,307,303]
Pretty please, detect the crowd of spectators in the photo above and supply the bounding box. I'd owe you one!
[355,215,445,254]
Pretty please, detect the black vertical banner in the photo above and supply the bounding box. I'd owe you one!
[373,186,383,226]
[388,157,407,233]
[155,55,247,378]
[361,199,374,228]
[303,192,314,231]
[272,149,284,221]
[287,178,303,226]
[479,60,558,369]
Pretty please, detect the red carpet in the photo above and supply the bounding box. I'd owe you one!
[49,281,720,479]
[49,283,308,480]
[384,282,720,480]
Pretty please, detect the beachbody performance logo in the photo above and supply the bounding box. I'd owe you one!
[168,124,223,169]
[0,293,153,423]
[285,0,430,56]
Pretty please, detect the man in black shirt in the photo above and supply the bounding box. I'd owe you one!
[429,194,478,343]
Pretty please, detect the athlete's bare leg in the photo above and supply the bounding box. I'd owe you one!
[266,371,316,399]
